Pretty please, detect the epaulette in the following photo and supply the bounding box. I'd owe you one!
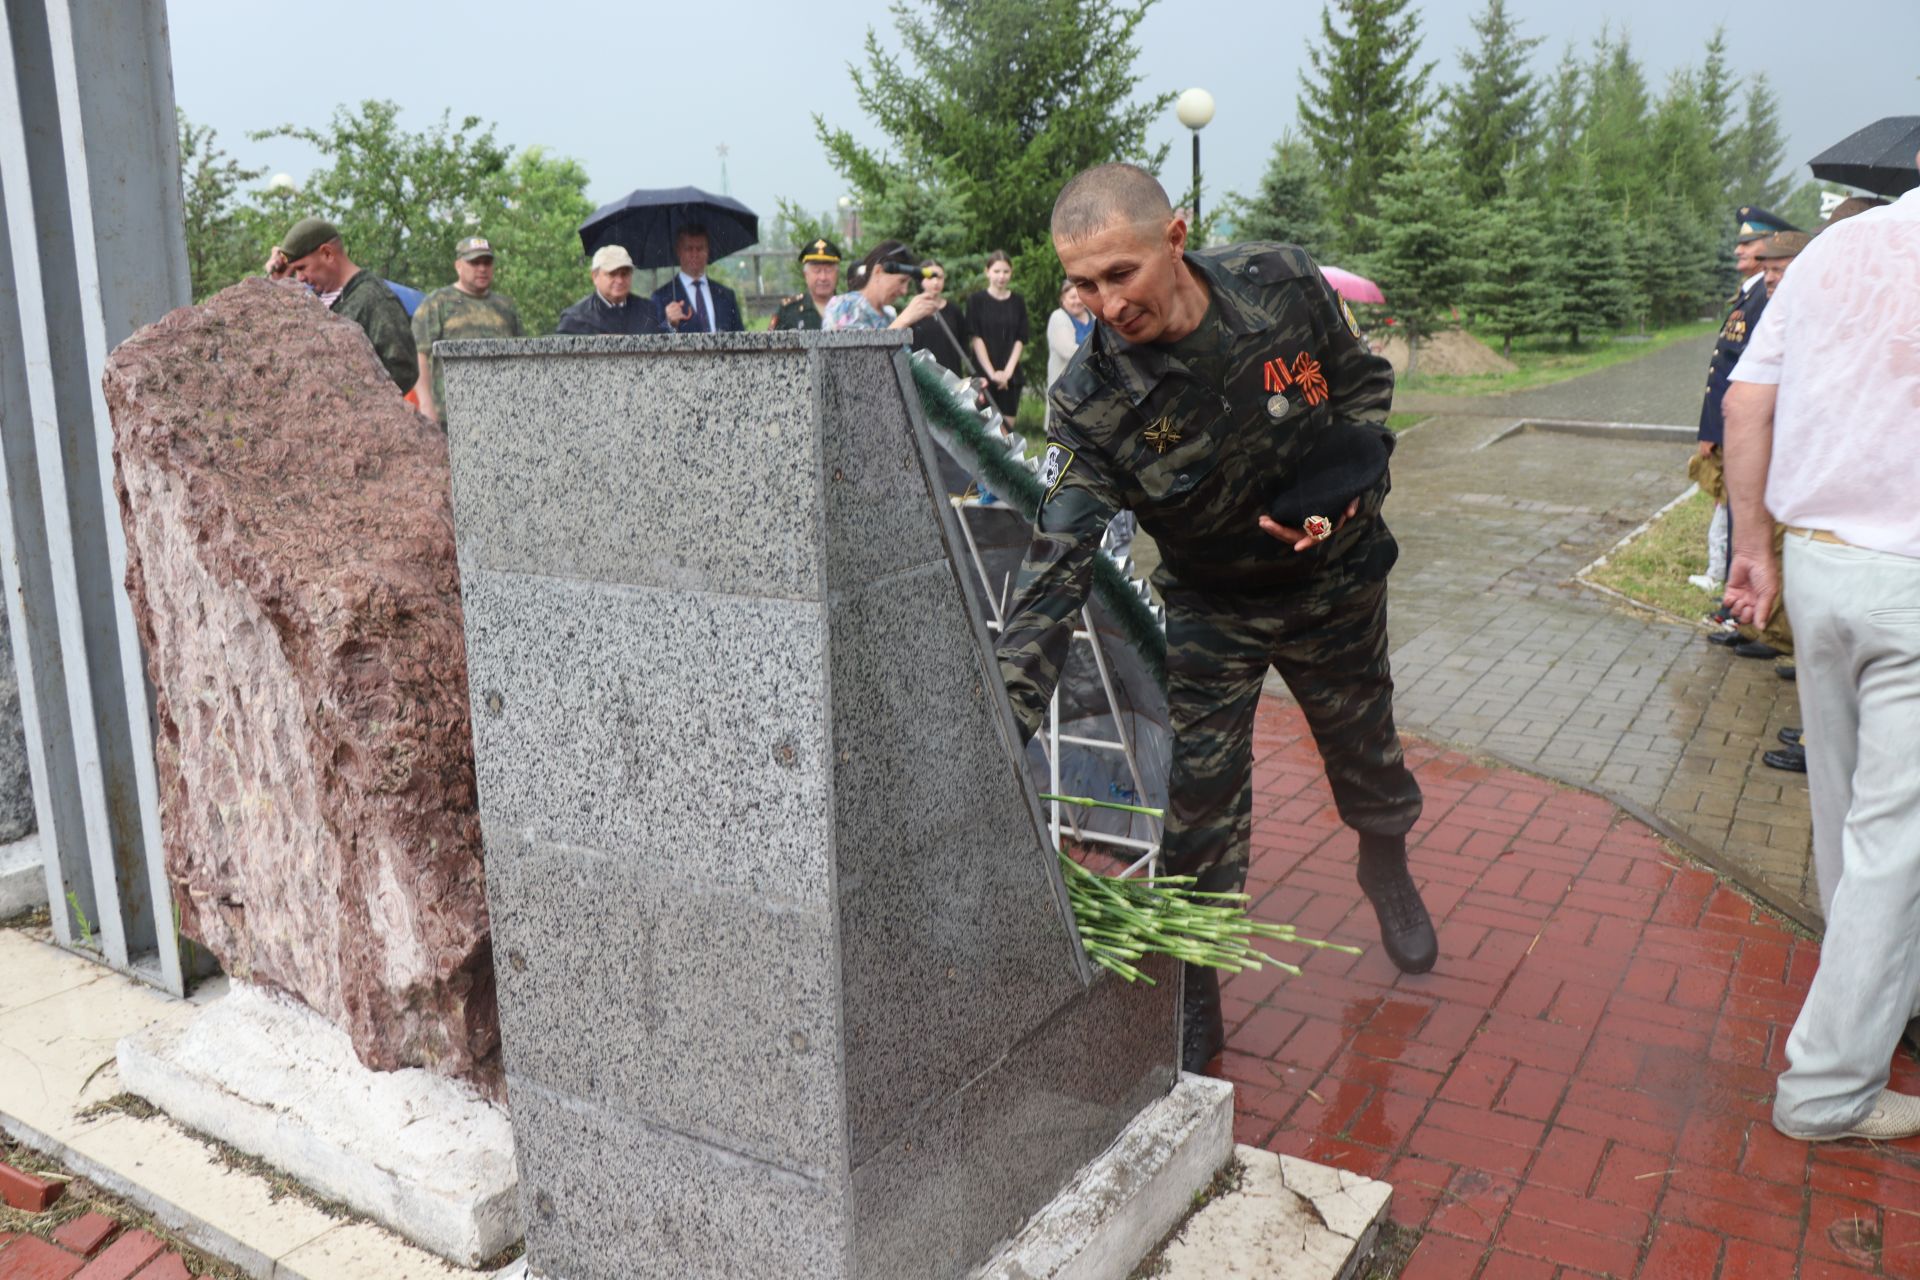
[1238,244,1315,284]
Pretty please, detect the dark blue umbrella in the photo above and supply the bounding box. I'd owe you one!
[1808,117,1920,198]
[577,187,760,268]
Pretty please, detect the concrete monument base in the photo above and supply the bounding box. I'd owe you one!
[0,834,44,918]
[116,981,519,1267]
[976,1073,1232,1280]
[1159,1145,1392,1280]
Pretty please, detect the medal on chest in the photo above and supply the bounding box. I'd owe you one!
[1144,417,1183,453]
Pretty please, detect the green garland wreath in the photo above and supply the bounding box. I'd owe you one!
[906,356,1167,686]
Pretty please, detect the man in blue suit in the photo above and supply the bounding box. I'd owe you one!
[1696,205,1796,621]
[651,225,744,333]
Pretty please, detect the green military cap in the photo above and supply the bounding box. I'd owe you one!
[281,216,340,261]
[455,235,496,261]
[1755,230,1811,260]
[798,236,843,265]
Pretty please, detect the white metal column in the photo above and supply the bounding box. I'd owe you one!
[0,0,188,991]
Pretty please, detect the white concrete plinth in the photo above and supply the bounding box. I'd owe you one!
[975,1073,1234,1280]
[116,981,519,1267]
[0,834,45,918]
[1161,1144,1392,1280]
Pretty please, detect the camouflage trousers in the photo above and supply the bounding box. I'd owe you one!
[1160,571,1423,896]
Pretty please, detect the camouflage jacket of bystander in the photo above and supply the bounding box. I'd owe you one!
[333,269,420,394]
[995,242,1398,736]
[411,286,525,421]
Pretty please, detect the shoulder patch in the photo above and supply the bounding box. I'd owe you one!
[1038,444,1074,500]
[1339,298,1362,338]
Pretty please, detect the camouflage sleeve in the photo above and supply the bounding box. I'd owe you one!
[993,425,1123,742]
[1308,269,1393,426]
[408,292,440,351]
[506,299,525,338]
[361,290,420,393]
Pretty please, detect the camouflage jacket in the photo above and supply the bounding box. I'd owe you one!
[770,295,824,331]
[333,270,419,393]
[412,286,524,421]
[995,242,1397,737]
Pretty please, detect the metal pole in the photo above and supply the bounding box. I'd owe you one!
[1191,132,1201,234]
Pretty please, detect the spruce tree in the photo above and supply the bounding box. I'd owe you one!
[1442,0,1544,203]
[1549,158,1633,346]
[1231,134,1333,259]
[1298,0,1434,240]
[1355,138,1469,375]
[1728,73,1790,208]
[1581,29,1652,211]
[1465,177,1555,356]
[1538,46,1584,189]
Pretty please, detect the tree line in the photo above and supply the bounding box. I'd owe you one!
[1238,0,1820,363]
[179,0,1832,372]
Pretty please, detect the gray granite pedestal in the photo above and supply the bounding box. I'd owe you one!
[440,332,1177,1280]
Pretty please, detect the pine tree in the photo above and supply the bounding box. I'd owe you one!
[1581,29,1651,211]
[1465,177,1556,356]
[816,0,1171,388]
[1442,0,1544,203]
[1538,46,1584,189]
[1697,29,1736,163]
[1230,134,1333,259]
[1549,158,1633,346]
[1355,138,1469,375]
[1728,73,1790,207]
[1298,0,1434,239]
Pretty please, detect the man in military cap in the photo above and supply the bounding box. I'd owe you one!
[272,217,418,393]
[555,245,666,336]
[1694,206,1796,607]
[996,162,1434,1073]
[411,235,524,427]
[771,238,843,331]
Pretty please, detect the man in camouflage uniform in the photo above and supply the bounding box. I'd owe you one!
[411,235,524,427]
[276,217,418,393]
[770,237,843,331]
[996,163,1434,1072]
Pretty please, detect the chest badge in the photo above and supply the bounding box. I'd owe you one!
[1722,310,1746,344]
[1262,352,1330,407]
[1144,417,1183,453]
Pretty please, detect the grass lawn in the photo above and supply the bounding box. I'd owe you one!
[1584,487,1718,622]
[1386,411,1425,432]
[1401,319,1716,398]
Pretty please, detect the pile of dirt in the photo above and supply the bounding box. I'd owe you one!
[1377,328,1518,377]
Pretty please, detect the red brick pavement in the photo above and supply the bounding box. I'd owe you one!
[0,1205,194,1280]
[1211,700,1920,1279]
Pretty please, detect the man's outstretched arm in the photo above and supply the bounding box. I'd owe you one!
[995,439,1121,742]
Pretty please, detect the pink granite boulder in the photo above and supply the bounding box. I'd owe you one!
[104,277,500,1098]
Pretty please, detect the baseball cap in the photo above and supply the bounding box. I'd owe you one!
[456,236,496,262]
[591,245,637,273]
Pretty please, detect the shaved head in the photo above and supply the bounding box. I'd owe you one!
[1052,163,1176,245]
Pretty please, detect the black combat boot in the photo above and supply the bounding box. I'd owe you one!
[1181,963,1225,1074]
[1356,832,1438,974]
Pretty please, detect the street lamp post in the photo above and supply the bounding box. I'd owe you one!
[1175,88,1215,238]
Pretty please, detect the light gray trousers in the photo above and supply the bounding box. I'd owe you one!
[1773,533,1920,1134]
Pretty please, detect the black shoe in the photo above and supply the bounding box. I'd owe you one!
[1707,629,1740,646]
[1357,835,1438,975]
[1762,745,1806,773]
[1778,727,1802,747]
[1181,964,1224,1073]
[1735,641,1783,659]
[1777,663,1797,682]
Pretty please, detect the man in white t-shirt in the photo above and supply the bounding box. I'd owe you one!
[1724,158,1920,1144]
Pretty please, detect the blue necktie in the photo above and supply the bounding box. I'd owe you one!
[689,280,709,332]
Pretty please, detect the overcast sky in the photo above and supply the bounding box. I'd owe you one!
[168,0,1917,236]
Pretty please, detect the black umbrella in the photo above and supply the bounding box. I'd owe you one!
[577,186,760,268]
[1808,116,1920,198]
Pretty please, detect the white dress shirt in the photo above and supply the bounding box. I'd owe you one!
[1731,189,1920,559]
[677,271,716,333]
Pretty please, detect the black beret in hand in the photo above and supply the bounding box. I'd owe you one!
[1267,421,1393,534]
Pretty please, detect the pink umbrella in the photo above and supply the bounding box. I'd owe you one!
[1319,265,1384,305]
